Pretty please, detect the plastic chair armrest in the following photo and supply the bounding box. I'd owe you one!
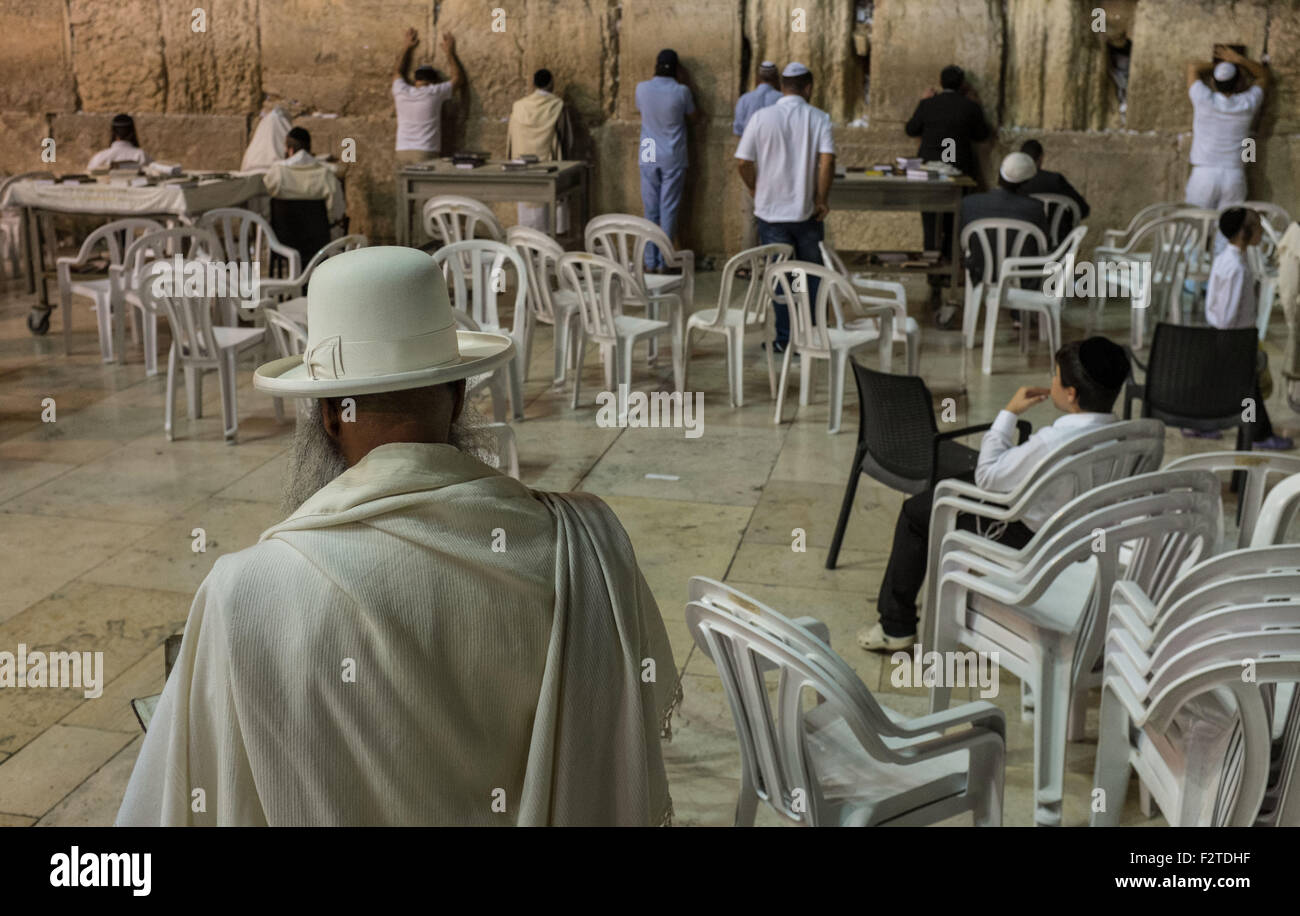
[892,700,1006,740]
[892,720,1006,766]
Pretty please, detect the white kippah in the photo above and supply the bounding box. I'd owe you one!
[758,60,777,71]
[1213,61,1237,82]
[782,62,810,77]
[999,152,1037,184]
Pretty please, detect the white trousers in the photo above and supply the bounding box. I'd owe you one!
[1185,165,1247,210]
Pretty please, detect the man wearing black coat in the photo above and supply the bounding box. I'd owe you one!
[1018,139,1090,241]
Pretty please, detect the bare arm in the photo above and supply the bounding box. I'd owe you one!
[1186,59,1213,90]
[441,33,465,93]
[737,159,756,194]
[814,152,834,221]
[394,28,418,83]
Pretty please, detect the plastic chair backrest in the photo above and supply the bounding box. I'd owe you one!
[1111,201,1188,244]
[557,251,631,342]
[69,218,165,270]
[119,226,225,297]
[960,217,1047,287]
[1165,454,1300,547]
[264,308,308,358]
[1253,472,1300,546]
[198,207,299,278]
[142,257,223,363]
[1008,419,1167,515]
[1143,323,1257,423]
[431,239,527,336]
[765,261,855,354]
[850,360,938,482]
[1030,193,1082,248]
[299,234,367,282]
[709,243,793,329]
[421,195,505,245]
[508,225,567,324]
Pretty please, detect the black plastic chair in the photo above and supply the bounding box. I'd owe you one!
[1124,323,1259,451]
[270,198,331,272]
[825,359,1030,569]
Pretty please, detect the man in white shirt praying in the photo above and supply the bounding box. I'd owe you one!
[116,247,677,826]
[732,61,781,250]
[263,127,346,226]
[859,337,1131,651]
[1200,206,1293,450]
[1184,46,1269,212]
[87,114,151,171]
[392,27,463,163]
[735,61,835,351]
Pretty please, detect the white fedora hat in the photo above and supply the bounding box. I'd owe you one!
[253,246,514,398]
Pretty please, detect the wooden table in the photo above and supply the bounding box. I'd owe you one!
[394,159,589,248]
[828,173,977,288]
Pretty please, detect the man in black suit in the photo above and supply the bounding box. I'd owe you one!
[1018,139,1090,241]
[905,65,990,293]
[959,151,1051,285]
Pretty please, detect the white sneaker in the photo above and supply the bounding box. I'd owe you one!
[856,622,916,652]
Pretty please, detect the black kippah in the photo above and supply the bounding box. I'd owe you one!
[1078,337,1129,390]
[1219,207,1248,240]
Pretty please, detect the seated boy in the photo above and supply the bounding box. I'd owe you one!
[1195,206,1293,450]
[858,336,1131,651]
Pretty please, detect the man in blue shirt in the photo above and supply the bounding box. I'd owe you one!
[733,61,781,250]
[635,49,697,271]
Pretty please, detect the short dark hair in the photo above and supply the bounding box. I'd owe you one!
[781,72,813,94]
[998,175,1025,193]
[1020,139,1044,161]
[286,127,312,153]
[533,68,553,90]
[1213,73,1236,93]
[940,66,964,91]
[1219,206,1249,240]
[413,65,437,82]
[109,113,139,147]
[1056,338,1130,412]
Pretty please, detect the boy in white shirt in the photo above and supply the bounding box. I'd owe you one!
[87,114,151,171]
[391,27,463,163]
[1198,206,1293,450]
[859,337,1131,651]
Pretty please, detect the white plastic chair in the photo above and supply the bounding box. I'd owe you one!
[431,240,529,422]
[0,171,54,288]
[1100,201,1188,250]
[768,261,896,435]
[686,579,1006,827]
[685,243,790,407]
[1253,472,1300,546]
[818,242,920,375]
[508,225,581,386]
[930,469,1222,825]
[585,213,695,362]
[1094,214,1204,349]
[254,233,368,324]
[959,218,1048,352]
[421,195,505,247]
[111,227,227,377]
[261,308,309,423]
[1165,453,1300,548]
[1030,193,1082,250]
[981,226,1086,375]
[197,207,302,284]
[56,217,164,360]
[142,256,265,443]
[1244,206,1288,341]
[557,252,684,411]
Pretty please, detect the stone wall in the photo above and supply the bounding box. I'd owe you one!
[2,0,1297,258]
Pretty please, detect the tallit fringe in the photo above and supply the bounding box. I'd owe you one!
[657,794,675,827]
[659,643,694,742]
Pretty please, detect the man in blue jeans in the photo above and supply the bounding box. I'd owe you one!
[735,62,836,350]
[636,49,697,272]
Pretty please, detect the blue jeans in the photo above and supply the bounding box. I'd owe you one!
[639,164,686,269]
[757,216,825,346]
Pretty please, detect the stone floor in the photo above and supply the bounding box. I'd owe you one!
[0,269,1295,828]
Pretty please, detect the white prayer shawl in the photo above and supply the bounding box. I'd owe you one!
[116,442,675,826]
[241,107,292,172]
[1278,221,1300,379]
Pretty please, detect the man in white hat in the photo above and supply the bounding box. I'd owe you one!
[116,247,677,826]
[735,61,835,351]
[958,151,1050,286]
[733,61,782,250]
[1184,46,1269,211]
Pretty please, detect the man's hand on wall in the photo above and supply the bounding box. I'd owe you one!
[405,27,419,49]
[441,32,456,53]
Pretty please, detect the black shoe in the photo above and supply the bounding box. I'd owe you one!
[761,340,788,354]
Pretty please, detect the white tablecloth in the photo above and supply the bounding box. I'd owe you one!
[0,173,265,216]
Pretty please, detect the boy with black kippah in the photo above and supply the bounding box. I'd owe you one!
[860,336,1132,651]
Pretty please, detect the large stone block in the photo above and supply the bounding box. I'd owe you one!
[519,0,614,123]
[743,0,858,122]
[68,0,167,113]
[434,0,526,123]
[1263,5,1300,135]
[1005,0,1122,131]
[869,0,1003,133]
[0,112,52,176]
[0,0,75,112]
[1127,0,1269,132]
[617,0,742,126]
[260,0,432,117]
[160,0,261,114]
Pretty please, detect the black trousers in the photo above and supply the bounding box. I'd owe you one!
[1252,382,1275,442]
[876,476,1034,638]
[922,212,954,288]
